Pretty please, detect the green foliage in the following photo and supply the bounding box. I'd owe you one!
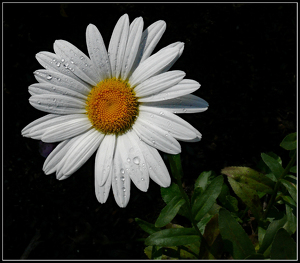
[218,208,256,259]
[135,132,297,259]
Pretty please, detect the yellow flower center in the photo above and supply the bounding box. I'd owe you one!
[85,78,139,135]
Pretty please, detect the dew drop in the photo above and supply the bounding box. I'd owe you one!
[47,75,52,80]
[52,87,56,90]
[121,176,125,181]
[56,62,60,67]
[127,158,131,163]
[120,168,125,174]
[61,58,65,62]
[80,56,84,60]
[141,178,145,181]
[133,157,140,165]
[122,187,126,192]
[150,114,154,118]
[37,101,41,104]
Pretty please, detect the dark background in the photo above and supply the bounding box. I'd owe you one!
[3,3,296,260]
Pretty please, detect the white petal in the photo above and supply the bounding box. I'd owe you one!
[139,105,201,141]
[111,137,131,208]
[121,17,144,80]
[135,139,171,187]
[56,129,104,178]
[130,20,166,73]
[86,24,112,80]
[54,40,100,85]
[29,94,86,115]
[108,14,129,79]
[129,47,180,87]
[29,83,87,100]
[22,114,58,138]
[134,70,185,98]
[42,116,92,143]
[157,42,184,73]
[34,69,91,96]
[132,117,181,154]
[23,114,84,140]
[43,137,78,175]
[138,79,200,102]
[35,52,89,85]
[95,134,116,186]
[142,94,209,114]
[118,131,149,192]
[95,167,112,204]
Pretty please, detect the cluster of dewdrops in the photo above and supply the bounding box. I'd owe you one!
[85,78,139,135]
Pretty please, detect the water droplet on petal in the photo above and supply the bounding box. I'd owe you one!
[121,176,125,181]
[122,187,126,192]
[127,158,131,163]
[47,75,52,80]
[133,157,140,165]
[120,168,125,174]
[56,62,60,67]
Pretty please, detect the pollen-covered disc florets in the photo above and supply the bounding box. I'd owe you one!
[85,78,139,135]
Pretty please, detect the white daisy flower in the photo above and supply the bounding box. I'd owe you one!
[22,14,209,208]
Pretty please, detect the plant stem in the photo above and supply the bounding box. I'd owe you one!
[262,151,296,219]
[168,154,210,258]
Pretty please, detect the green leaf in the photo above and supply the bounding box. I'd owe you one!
[221,166,275,194]
[196,214,214,235]
[145,228,199,247]
[270,228,296,259]
[281,195,296,207]
[161,183,181,204]
[227,177,264,219]
[257,227,266,246]
[155,196,186,228]
[218,208,256,259]
[161,183,190,220]
[194,171,212,191]
[192,175,224,222]
[261,153,284,179]
[280,179,296,202]
[289,166,297,173]
[135,218,161,235]
[280,132,297,150]
[258,215,287,254]
[284,204,297,235]
[218,183,239,213]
